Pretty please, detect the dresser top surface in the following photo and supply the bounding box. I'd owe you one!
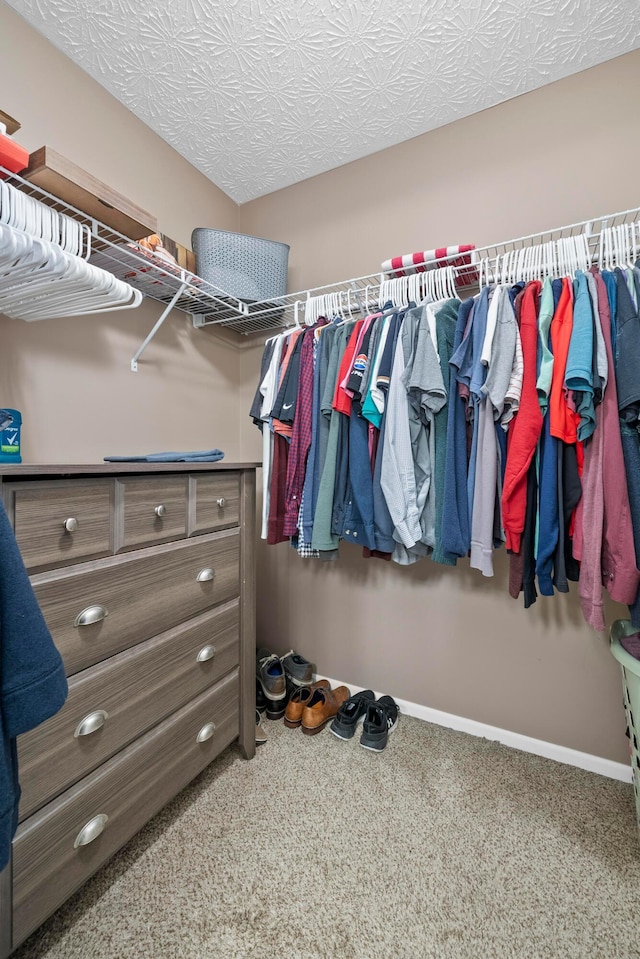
[0,463,259,478]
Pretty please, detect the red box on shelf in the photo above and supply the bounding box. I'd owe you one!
[0,133,28,177]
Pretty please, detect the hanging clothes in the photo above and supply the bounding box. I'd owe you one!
[250,258,640,631]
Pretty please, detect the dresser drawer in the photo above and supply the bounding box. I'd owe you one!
[12,672,239,949]
[31,529,240,675]
[4,479,112,571]
[116,475,188,551]
[190,472,240,534]
[17,599,240,820]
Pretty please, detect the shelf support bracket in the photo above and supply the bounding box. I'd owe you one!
[131,279,189,372]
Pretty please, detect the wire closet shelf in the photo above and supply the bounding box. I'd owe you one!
[3,165,640,337]
[230,205,640,333]
[0,165,251,330]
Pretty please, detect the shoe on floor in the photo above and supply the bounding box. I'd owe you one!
[360,696,399,752]
[280,649,315,687]
[256,679,268,715]
[301,685,350,736]
[256,647,286,702]
[284,679,331,728]
[265,691,288,721]
[329,689,375,740]
[256,710,267,746]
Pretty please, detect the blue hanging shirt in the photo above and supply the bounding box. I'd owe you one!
[1,498,68,870]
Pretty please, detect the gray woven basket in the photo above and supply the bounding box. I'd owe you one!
[191,228,289,303]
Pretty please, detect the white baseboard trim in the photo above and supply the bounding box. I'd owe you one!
[316,675,633,783]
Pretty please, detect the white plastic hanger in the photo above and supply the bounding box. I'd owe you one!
[0,182,89,259]
[445,265,460,299]
[605,227,613,271]
[614,225,624,267]
[583,232,591,271]
[610,227,620,268]
[504,249,514,285]
[481,257,489,288]
[620,223,633,268]
[576,234,585,272]
[434,267,443,300]
[557,238,568,277]
[531,242,541,281]
[0,220,141,321]
[603,227,612,271]
[565,236,576,276]
[408,271,418,304]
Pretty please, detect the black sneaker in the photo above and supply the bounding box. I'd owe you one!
[329,689,375,741]
[360,696,399,752]
[256,679,268,715]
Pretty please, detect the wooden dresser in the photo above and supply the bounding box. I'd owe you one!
[0,463,257,957]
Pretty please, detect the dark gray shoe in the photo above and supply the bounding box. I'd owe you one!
[360,696,399,752]
[256,647,286,701]
[329,689,375,740]
[279,649,314,687]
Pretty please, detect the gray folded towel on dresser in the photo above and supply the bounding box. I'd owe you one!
[104,449,225,463]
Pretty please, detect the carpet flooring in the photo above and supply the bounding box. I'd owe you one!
[12,715,640,959]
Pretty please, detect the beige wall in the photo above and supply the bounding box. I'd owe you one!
[239,51,640,764]
[0,2,242,462]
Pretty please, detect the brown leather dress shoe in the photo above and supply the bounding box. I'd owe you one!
[283,679,331,728]
[301,685,351,735]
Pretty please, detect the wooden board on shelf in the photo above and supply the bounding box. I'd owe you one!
[0,110,21,135]
[22,146,157,240]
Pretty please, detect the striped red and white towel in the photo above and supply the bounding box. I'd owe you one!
[382,244,477,286]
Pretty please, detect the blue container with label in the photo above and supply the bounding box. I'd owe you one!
[0,409,22,463]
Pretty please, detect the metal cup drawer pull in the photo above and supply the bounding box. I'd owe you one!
[64,517,79,533]
[216,497,226,508]
[74,605,109,628]
[196,645,216,663]
[74,710,109,738]
[196,722,216,743]
[154,504,166,517]
[196,567,214,583]
[73,814,109,849]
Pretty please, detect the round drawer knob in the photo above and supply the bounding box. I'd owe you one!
[196,567,214,583]
[74,605,108,628]
[74,814,108,849]
[74,710,109,738]
[196,645,216,663]
[64,517,79,533]
[196,722,216,743]
[216,497,226,508]
[155,504,166,517]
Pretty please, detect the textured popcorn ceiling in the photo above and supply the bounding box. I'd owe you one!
[6,0,640,203]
